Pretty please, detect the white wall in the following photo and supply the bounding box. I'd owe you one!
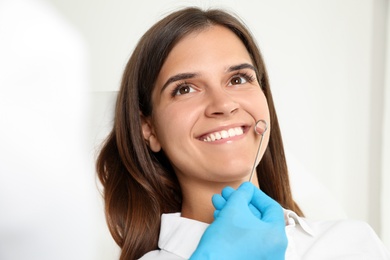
[382,0,390,250]
[1,0,388,258]
[0,0,118,259]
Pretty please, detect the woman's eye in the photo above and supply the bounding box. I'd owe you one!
[172,84,195,96]
[229,75,248,86]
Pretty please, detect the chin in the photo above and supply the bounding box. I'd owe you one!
[213,168,251,182]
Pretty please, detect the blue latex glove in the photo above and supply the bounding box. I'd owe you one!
[212,185,262,219]
[190,182,287,260]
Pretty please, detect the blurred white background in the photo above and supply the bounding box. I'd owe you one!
[0,0,389,259]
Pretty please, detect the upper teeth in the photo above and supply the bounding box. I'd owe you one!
[203,127,244,142]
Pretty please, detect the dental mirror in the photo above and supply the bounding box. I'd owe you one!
[248,119,268,182]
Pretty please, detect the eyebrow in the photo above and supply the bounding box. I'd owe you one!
[160,63,256,93]
[160,72,198,94]
[227,63,256,73]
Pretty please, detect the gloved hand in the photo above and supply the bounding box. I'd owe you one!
[212,185,262,220]
[190,182,287,260]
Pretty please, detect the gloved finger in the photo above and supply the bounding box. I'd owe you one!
[251,187,285,223]
[230,183,260,218]
[212,194,226,210]
[214,188,261,218]
[221,186,235,200]
[220,182,254,210]
[213,209,220,219]
[249,203,262,219]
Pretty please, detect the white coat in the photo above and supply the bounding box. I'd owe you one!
[140,210,390,259]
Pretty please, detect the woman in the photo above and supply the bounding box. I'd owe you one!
[97,7,389,260]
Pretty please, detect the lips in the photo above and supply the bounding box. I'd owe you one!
[200,126,245,142]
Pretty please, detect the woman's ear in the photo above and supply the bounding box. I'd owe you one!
[140,114,161,152]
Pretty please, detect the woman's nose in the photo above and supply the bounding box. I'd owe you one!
[204,88,239,117]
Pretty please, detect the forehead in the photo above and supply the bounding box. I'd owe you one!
[157,25,252,80]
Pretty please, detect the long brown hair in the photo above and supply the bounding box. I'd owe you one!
[97,7,302,260]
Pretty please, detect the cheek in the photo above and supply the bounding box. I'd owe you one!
[243,90,270,122]
[257,94,271,146]
[260,96,271,121]
[153,106,196,148]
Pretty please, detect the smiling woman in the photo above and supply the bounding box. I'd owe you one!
[147,25,271,208]
[96,7,389,260]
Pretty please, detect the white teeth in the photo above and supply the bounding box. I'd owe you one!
[221,130,229,138]
[228,128,236,137]
[202,127,244,142]
[235,127,243,135]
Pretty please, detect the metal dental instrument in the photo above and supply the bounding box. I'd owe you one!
[248,119,268,182]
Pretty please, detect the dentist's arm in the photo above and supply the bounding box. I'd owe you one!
[190,182,287,260]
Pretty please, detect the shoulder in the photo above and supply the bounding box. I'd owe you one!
[297,218,390,259]
[139,213,208,260]
[308,218,379,238]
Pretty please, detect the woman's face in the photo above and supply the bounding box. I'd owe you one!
[143,25,270,185]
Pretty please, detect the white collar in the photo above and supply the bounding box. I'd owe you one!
[158,209,313,259]
[284,209,314,236]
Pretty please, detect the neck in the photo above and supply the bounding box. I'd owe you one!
[179,175,259,224]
